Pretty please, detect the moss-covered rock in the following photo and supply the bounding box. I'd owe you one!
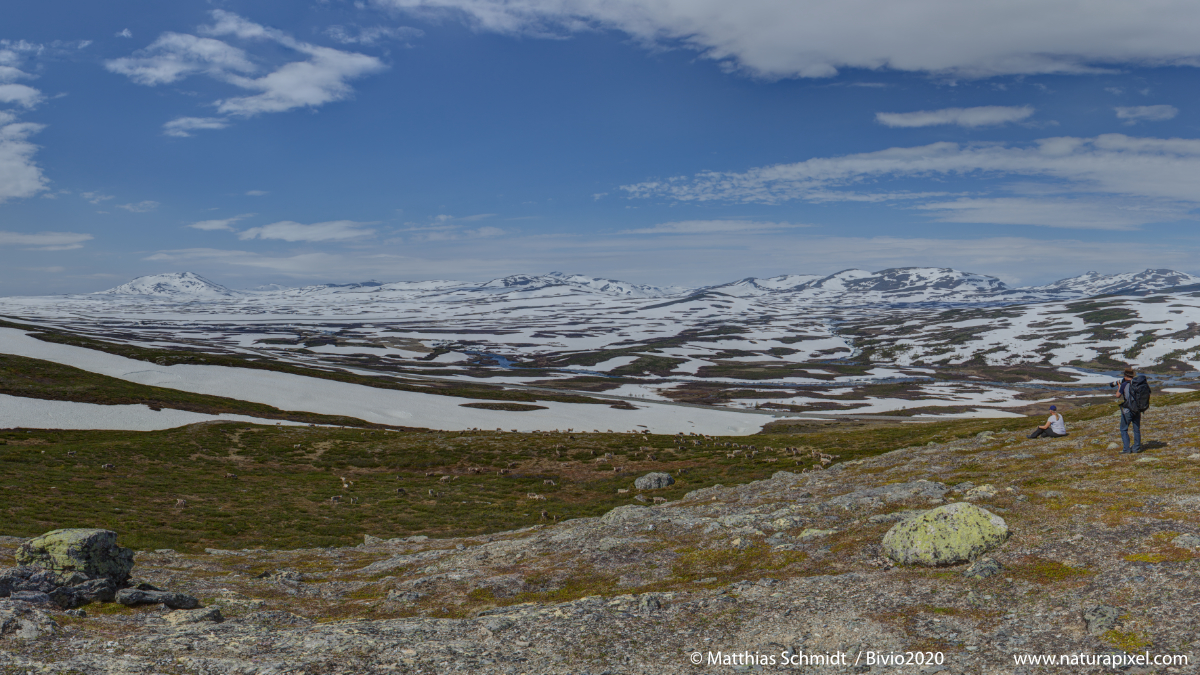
[15,529,133,585]
[881,503,1008,566]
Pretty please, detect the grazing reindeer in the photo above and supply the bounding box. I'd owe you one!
[349,497,359,504]
[543,479,556,486]
[439,475,452,484]
[527,493,547,501]
[330,495,342,503]
[540,510,548,521]
[174,499,187,508]
[652,496,666,504]
[340,476,353,489]
[395,488,407,495]
[224,473,238,479]
[67,451,76,457]
[101,463,115,469]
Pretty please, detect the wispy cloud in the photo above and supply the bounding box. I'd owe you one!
[106,11,387,133]
[376,0,1200,79]
[115,29,133,39]
[0,230,93,250]
[324,25,424,45]
[1114,105,1178,124]
[244,190,268,196]
[237,220,376,242]
[876,105,1034,128]
[188,214,253,231]
[79,191,113,204]
[622,134,1200,229]
[116,200,159,213]
[163,116,230,137]
[619,220,808,235]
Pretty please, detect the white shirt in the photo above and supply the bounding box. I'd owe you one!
[1047,413,1066,435]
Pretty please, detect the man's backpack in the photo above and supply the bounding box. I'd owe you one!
[1130,374,1151,413]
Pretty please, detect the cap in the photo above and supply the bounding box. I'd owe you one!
[1124,368,1135,378]
[1049,405,1057,410]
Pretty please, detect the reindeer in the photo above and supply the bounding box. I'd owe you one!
[174,499,187,508]
[340,476,353,489]
[225,473,238,479]
[439,475,452,484]
[543,479,556,486]
[395,488,407,495]
[330,495,342,503]
[101,463,115,469]
[527,493,547,501]
[652,496,666,504]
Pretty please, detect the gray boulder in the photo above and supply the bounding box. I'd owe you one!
[882,502,1009,566]
[116,588,200,610]
[50,579,116,609]
[0,566,66,596]
[16,529,134,585]
[1083,605,1122,635]
[9,591,52,606]
[634,472,675,490]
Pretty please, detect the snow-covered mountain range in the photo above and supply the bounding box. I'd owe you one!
[91,267,1200,305]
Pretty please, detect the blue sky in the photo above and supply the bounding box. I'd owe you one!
[3,0,1200,294]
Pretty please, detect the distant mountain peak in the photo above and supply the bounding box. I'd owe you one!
[97,272,237,298]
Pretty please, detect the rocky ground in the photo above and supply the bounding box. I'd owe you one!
[3,404,1200,674]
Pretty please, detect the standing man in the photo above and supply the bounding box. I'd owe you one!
[1116,367,1141,454]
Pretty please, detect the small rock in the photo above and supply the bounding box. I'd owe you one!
[115,588,200,610]
[976,431,994,439]
[482,616,513,632]
[387,590,422,603]
[49,578,115,609]
[634,472,675,490]
[1188,453,1200,460]
[1107,442,1121,450]
[962,557,1003,579]
[165,607,223,626]
[1134,456,1160,464]
[1042,490,1065,498]
[1083,604,1122,635]
[964,484,997,501]
[798,528,837,540]
[1172,534,1200,550]
[639,594,662,612]
[882,503,1009,567]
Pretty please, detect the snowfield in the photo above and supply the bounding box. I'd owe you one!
[1,266,1197,427]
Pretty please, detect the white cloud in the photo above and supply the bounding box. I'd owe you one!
[116,200,159,213]
[163,116,230,137]
[144,248,347,274]
[619,220,808,234]
[245,190,268,196]
[0,83,43,108]
[0,120,47,203]
[188,214,253,231]
[325,25,425,45]
[237,220,376,242]
[0,230,93,250]
[876,105,1034,128]
[1114,104,1178,124]
[105,33,257,85]
[375,0,1200,79]
[116,29,133,39]
[621,134,1200,228]
[79,191,113,204]
[107,11,387,126]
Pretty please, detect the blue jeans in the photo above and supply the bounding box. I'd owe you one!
[1120,407,1141,453]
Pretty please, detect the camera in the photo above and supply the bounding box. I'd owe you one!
[1108,381,1119,388]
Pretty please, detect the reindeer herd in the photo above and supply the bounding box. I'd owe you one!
[313,429,837,521]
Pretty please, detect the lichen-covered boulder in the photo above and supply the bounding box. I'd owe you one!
[882,503,1008,566]
[634,472,674,490]
[15,529,134,585]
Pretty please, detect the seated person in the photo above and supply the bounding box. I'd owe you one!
[1028,405,1067,438]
